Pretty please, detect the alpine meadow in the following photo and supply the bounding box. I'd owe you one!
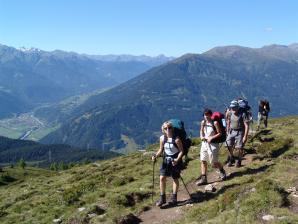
[1,1,298,223]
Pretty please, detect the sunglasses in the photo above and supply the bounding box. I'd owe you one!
[164,127,172,130]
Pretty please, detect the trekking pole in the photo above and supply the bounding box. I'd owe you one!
[179,175,192,199]
[152,160,156,203]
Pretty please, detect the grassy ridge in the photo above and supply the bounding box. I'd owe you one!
[178,116,298,224]
[0,116,298,223]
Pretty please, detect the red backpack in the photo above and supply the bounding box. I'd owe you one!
[210,112,227,143]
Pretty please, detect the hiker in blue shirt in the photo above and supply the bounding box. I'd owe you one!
[152,121,184,207]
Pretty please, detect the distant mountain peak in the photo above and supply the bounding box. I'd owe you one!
[19,46,41,52]
[204,45,253,55]
[289,43,298,51]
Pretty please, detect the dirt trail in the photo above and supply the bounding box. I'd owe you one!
[138,153,256,224]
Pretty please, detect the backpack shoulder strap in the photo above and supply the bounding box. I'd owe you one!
[162,135,167,146]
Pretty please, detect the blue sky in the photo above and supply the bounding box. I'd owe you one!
[0,0,297,56]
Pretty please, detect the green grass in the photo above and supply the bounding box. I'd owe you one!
[0,127,22,139]
[0,116,298,223]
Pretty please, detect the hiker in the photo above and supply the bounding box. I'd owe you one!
[226,100,250,167]
[257,99,270,130]
[152,121,184,206]
[196,109,226,186]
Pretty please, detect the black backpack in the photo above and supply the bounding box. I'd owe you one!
[237,98,253,121]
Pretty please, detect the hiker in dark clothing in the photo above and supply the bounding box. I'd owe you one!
[196,109,226,186]
[226,100,250,167]
[257,100,270,130]
[152,121,184,207]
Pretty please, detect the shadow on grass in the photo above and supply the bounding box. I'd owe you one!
[118,213,142,224]
[271,141,292,158]
[228,164,273,180]
[172,183,242,207]
[250,129,272,142]
[161,164,276,209]
[0,174,17,186]
[158,182,243,210]
[244,147,256,155]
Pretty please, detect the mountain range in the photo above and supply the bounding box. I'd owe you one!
[0,44,173,118]
[41,44,298,151]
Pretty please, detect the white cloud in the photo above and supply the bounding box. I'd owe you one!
[265,27,273,32]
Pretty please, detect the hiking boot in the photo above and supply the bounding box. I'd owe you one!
[219,169,227,181]
[227,156,235,167]
[168,193,177,206]
[195,175,207,186]
[156,194,166,207]
[235,159,241,168]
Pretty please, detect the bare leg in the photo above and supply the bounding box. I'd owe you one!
[201,160,207,175]
[172,178,179,194]
[212,161,223,169]
[264,116,268,128]
[235,148,243,167]
[160,176,166,194]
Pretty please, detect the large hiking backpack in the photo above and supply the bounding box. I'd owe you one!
[168,119,192,156]
[228,98,253,130]
[210,112,227,143]
[236,98,253,122]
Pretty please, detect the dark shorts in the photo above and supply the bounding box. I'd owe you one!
[160,153,181,179]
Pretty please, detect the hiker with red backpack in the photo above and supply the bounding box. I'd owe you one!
[196,108,227,186]
[225,99,250,167]
[152,121,184,207]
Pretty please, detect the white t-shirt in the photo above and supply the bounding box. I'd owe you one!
[202,121,216,138]
[160,135,179,156]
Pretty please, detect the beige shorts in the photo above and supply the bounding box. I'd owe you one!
[200,142,219,164]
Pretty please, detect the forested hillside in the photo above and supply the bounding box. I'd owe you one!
[42,44,298,151]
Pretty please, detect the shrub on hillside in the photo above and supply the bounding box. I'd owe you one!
[62,182,96,205]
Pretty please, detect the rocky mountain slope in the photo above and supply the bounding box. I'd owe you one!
[0,44,173,118]
[42,44,298,151]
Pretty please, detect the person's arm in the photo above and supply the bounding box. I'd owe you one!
[152,136,164,161]
[226,112,231,132]
[172,138,184,165]
[200,120,205,141]
[243,121,249,144]
[207,121,222,144]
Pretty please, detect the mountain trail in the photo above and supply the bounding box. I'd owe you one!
[138,148,258,223]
